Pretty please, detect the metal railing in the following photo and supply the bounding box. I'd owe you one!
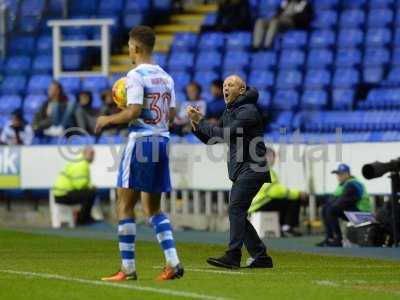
[0,2,7,59]
[47,18,114,79]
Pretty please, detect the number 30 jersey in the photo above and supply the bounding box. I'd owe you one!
[126,63,176,137]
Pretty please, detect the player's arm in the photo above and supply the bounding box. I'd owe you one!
[95,104,141,134]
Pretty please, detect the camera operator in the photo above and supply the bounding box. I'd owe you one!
[317,164,371,247]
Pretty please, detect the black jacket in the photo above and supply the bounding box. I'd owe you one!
[193,87,271,183]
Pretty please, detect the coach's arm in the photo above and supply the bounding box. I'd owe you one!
[95,104,142,134]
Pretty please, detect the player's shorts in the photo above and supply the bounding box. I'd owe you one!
[117,134,171,193]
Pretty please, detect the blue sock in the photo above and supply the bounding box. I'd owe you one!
[150,213,180,267]
[118,218,136,274]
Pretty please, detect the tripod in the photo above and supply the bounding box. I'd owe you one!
[389,172,400,247]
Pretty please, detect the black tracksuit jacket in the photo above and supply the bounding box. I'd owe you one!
[193,87,271,183]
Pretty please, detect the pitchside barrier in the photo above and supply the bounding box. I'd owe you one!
[0,142,397,229]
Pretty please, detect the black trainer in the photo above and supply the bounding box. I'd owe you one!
[206,253,240,269]
[246,256,273,268]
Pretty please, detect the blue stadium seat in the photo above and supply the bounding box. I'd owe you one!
[281,31,307,48]
[363,67,384,84]
[279,49,305,68]
[269,111,294,131]
[19,16,41,33]
[366,28,391,46]
[258,90,271,112]
[0,95,23,113]
[98,0,124,14]
[59,77,81,94]
[392,48,400,66]
[195,51,221,71]
[223,51,250,71]
[170,71,191,92]
[193,71,219,92]
[198,33,225,51]
[20,0,45,17]
[342,0,366,8]
[387,68,400,84]
[153,0,172,11]
[332,89,354,110]
[307,49,333,68]
[272,90,299,110]
[312,10,337,28]
[9,36,35,54]
[168,52,194,71]
[301,90,328,109]
[333,68,359,88]
[126,0,151,12]
[222,70,247,82]
[27,75,52,94]
[339,9,365,28]
[48,0,64,17]
[203,13,216,26]
[335,48,361,67]
[123,14,143,29]
[276,70,302,89]
[69,0,97,16]
[36,35,53,54]
[153,53,167,69]
[250,51,277,69]
[226,32,251,50]
[5,56,31,75]
[32,55,53,73]
[310,30,335,48]
[0,76,27,94]
[338,29,364,47]
[363,48,390,66]
[312,0,338,9]
[171,32,198,51]
[24,94,47,114]
[368,9,393,27]
[248,70,274,90]
[82,77,109,93]
[304,69,331,89]
[62,54,82,70]
[259,0,281,9]
[369,0,394,8]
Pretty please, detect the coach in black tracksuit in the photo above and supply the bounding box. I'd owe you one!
[187,75,273,269]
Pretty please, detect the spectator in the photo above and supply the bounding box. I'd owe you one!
[253,0,313,50]
[52,147,97,225]
[97,90,127,137]
[248,147,308,236]
[32,81,75,137]
[174,81,207,135]
[0,109,33,145]
[202,0,252,32]
[74,91,97,135]
[206,79,225,123]
[317,164,371,247]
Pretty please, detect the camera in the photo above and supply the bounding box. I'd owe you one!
[362,158,400,180]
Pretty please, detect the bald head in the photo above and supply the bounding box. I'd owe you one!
[223,75,247,104]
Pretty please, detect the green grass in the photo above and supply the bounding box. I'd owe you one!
[0,228,400,300]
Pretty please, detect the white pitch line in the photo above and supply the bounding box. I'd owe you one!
[153,266,253,275]
[0,269,233,300]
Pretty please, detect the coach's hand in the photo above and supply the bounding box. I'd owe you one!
[186,106,203,124]
[95,116,111,134]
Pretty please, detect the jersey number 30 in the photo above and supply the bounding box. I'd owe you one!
[144,92,171,124]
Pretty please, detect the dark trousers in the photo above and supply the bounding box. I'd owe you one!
[55,189,96,223]
[228,178,268,260]
[322,201,358,241]
[259,199,300,228]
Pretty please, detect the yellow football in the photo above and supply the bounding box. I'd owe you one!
[112,77,127,109]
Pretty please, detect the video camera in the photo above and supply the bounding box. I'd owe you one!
[362,157,400,179]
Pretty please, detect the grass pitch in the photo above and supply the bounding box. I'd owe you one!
[0,228,400,300]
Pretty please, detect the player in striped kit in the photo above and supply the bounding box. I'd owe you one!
[95,26,183,281]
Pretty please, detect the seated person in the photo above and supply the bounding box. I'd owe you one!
[206,79,225,124]
[74,91,98,135]
[0,109,33,145]
[317,164,371,247]
[248,147,308,236]
[52,147,96,225]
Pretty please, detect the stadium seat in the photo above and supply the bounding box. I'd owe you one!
[0,75,27,94]
[386,68,400,85]
[226,32,251,50]
[0,95,23,113]
[27,75,53,94]
[223,51,250,71]
[123,14,144,29]
[301,90,328,109]
[281,31,307,48]
[342,0,366,8]
[366,28,391,46]
[335,48,361,67]
[363,67,384,84]
[170,71,191,92]
[309,30,335,48]
[250,51,277,69]
[153,53,167,69]
[24,94,47,115]
[5,56,31,75]
[339,9,365,28]
[193,71,220,92]
[20,0,45,17]
[36,35,53,54]
[307,49,333,68]
[195,51,222,71]
[392,48,400,66]
[19,16,41,33]
[279,49,305,68]
[98,0,124,14]
[258,90,271,112]
[363,48,390,66]
[332,89,354,110]
[276,70,302,89]
[198,33,225,51]
[203,13,216,26]
[171,32,198,51]
[126,0,151,12]
[69,0,97,16]
[338,29,364,47]
[62,54,82,70]
[269,111,294,131]
[312,10,337,28]
[81,77,109,93]
[304,69,331,89]
[222,70,247,82]
[333,68,359,88]
[168,52,194,71]
[367,9,393,27]
[312,0,338,9]
[32,55,53,74]
[369,0,394,8]
[59,77,81,94]
[153,0,172,11]
[8,36,35,54]
[248,71,274,90]
[272,90,299,110]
